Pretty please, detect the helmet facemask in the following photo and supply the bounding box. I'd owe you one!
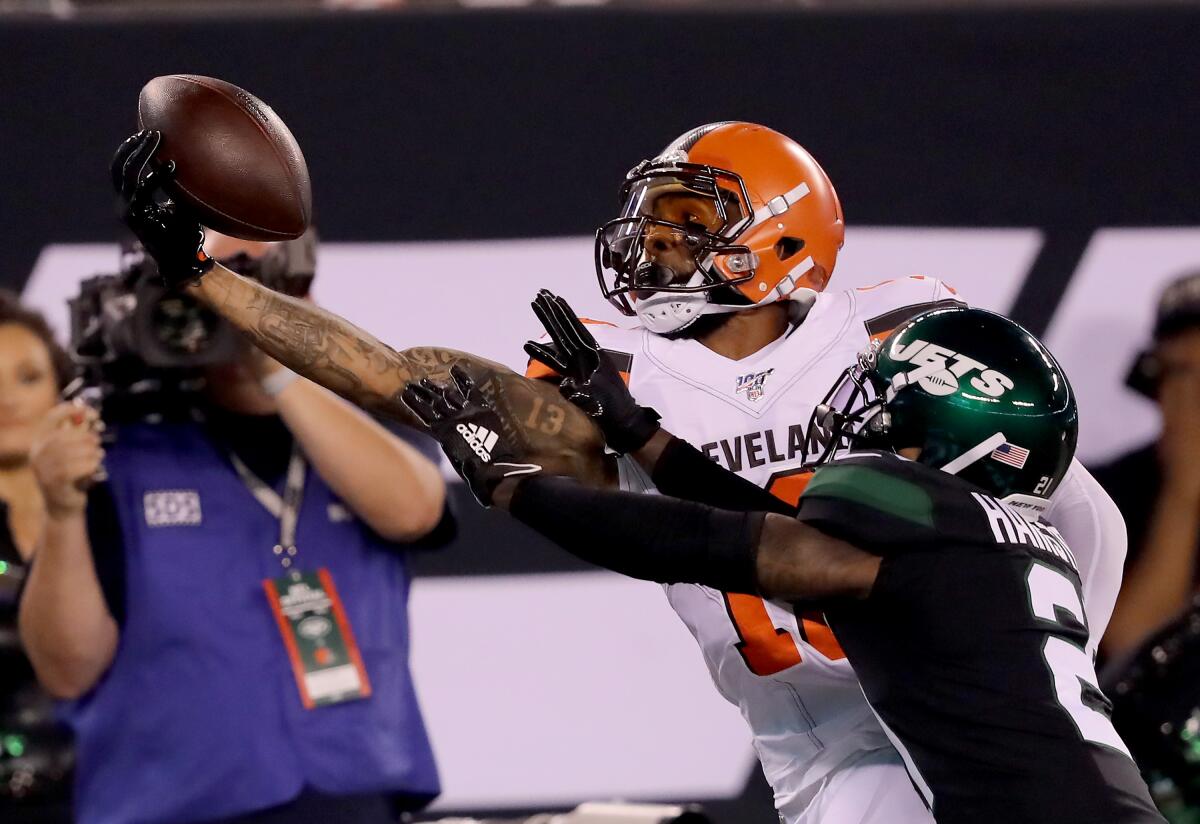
[595,161,756,334]
[805,342,895,465]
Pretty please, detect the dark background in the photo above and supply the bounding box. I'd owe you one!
[3,5,1198,819]
[4,4,1200,336]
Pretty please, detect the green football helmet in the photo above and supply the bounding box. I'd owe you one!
[808,306,1078,509]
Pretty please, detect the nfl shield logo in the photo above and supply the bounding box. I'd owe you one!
[735,368,774,402]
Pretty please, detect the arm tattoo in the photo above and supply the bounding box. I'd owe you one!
[245,288,369,396]
[194,265,614,487]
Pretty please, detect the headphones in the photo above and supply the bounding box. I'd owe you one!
[1127,273,1200,399]
[1125,349,1163,400]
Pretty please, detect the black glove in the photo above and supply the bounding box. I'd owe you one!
[524,289,661,454]
[401,364,543,506]
[111,129,213,287]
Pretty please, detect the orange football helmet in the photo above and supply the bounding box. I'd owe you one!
[596,122,845,334]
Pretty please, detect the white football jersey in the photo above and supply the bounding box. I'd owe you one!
[528,276,1125,822]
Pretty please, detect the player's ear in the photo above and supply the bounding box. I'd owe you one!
[774,236,805,261]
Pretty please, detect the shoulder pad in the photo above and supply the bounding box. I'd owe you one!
[853,275,961,305]
[803,452,937,528]
[850,276,965,341]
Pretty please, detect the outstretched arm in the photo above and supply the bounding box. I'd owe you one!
[633,429,798,514]
[189,264,612,487]
[109,129,611,488]
[504,475,879,601]
[756,511,882,601]
[410,360,878,597]
[192,264,435,420]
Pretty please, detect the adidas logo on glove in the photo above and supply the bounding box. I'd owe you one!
[457,422,500,462]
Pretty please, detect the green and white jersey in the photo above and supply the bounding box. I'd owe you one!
[798,451,1162,824]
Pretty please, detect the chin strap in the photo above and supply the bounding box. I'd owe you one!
[634,269,819,335]
[634,292,710,334]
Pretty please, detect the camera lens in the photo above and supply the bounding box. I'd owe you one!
[149,295,223,356]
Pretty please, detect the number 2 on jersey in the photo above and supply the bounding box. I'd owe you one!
[1026,562,1131,756]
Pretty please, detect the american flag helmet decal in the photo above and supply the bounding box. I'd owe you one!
[990,442,1030,469]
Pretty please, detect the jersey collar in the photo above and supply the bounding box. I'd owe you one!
[640,292,853,416]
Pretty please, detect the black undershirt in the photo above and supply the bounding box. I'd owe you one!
[0,500,31,695]
[1090,441,1200,589]
[0,502,74,810]
[88,407,454,625]
[206,406,297,487]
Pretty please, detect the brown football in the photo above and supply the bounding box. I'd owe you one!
[138,75,312,241]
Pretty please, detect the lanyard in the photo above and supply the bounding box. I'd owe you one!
[229,445,307,577]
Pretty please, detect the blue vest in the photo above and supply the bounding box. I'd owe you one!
[62,420,439,824]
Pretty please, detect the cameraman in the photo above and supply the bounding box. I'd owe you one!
[1097,272,1200,659]
[18,232,449,824]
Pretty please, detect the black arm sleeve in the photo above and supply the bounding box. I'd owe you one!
[85,483,126,627]
[407,499,458,550]
[651,435,797,515]
[509,475,764,593]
